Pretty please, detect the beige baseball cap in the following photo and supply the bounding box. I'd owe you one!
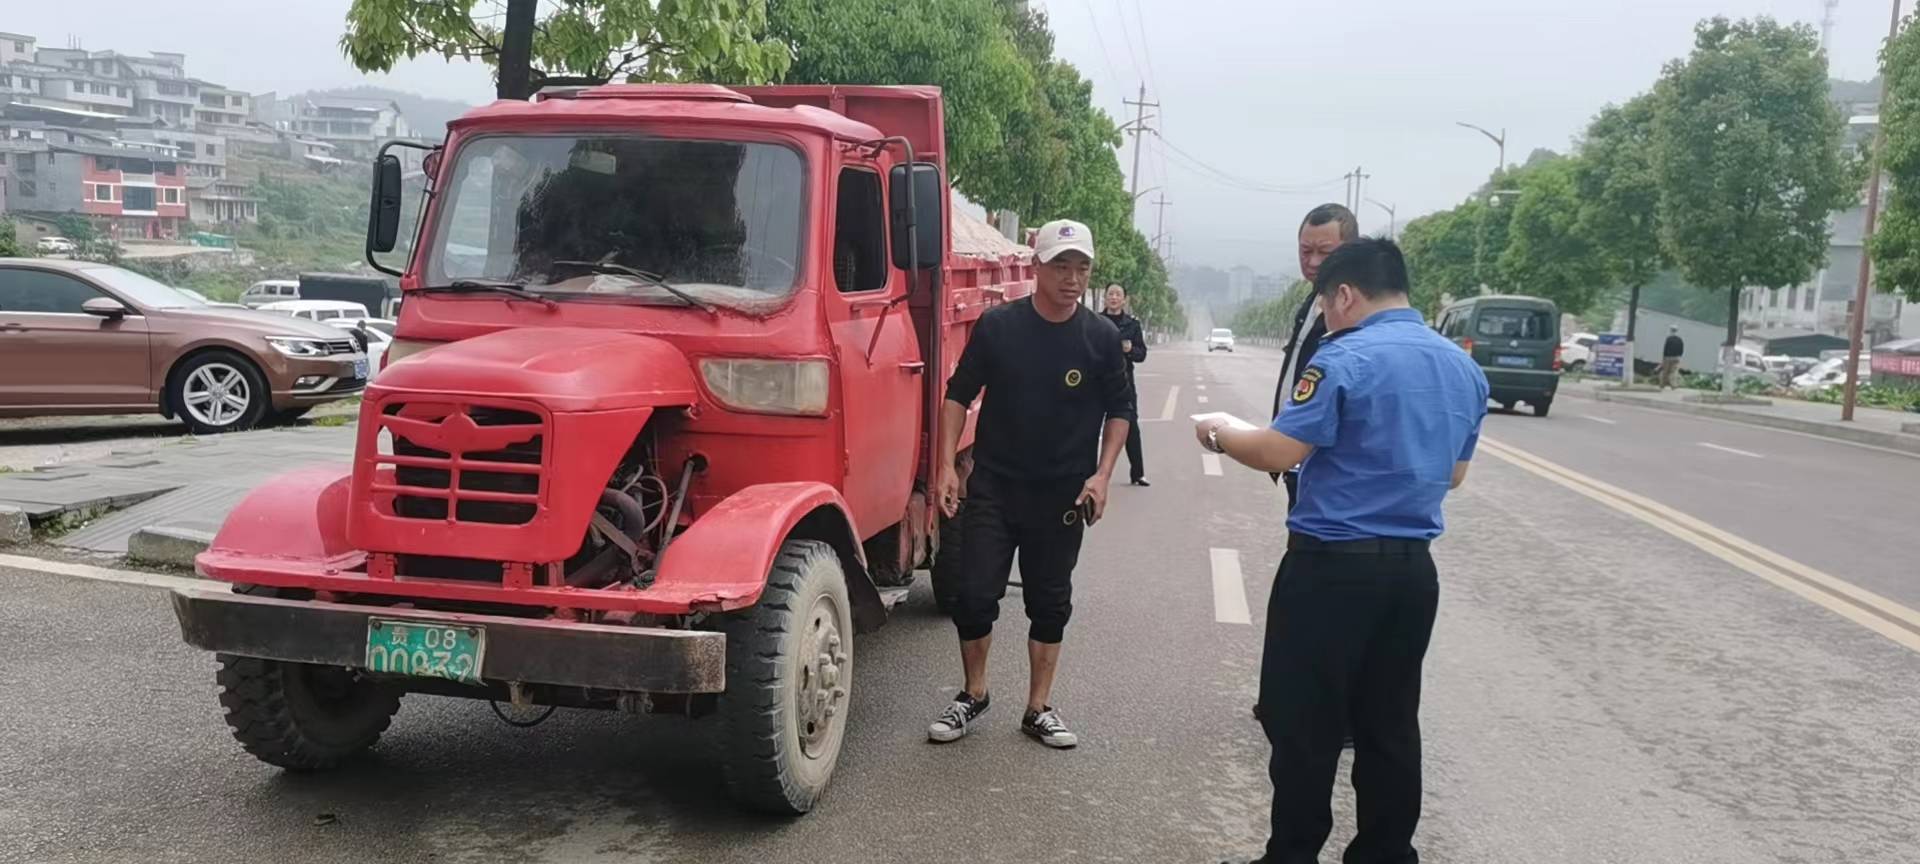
[1033,219,1096,263]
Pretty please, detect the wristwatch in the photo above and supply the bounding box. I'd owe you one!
[1205,425,1225,454]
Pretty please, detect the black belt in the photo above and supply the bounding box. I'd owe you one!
[1287,535,1430,554]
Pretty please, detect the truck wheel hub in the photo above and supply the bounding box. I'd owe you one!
[795,596,847,758]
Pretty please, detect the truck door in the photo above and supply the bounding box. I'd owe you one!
[826,165,920,538]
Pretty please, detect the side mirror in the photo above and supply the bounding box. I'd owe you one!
[366,153,403,255]
[82,297,128,319]
[889,162,944,271]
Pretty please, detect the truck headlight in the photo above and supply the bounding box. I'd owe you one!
[699,358,830,416]
[265,336,331,357]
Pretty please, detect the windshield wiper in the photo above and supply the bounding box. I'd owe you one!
[419,279,558,309]
[551,260,717,315]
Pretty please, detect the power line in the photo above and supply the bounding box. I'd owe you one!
[1110,0,1148,87]
[1078,0,1128,91]
[1130,0,1162,97]
[1157,135,1348,194]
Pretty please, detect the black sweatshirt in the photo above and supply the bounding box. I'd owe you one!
[1663,334,1685,358]
[946,298,1136,482]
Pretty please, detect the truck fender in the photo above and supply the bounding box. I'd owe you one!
[201,467,357,567]
[653,482,888,633]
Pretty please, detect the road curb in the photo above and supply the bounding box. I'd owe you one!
[0,505,27,546]
[1575,388,1920,455]
[126,525,214,569]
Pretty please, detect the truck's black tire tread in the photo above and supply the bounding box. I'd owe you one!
[715,540,849,815]
[215,654,400,773]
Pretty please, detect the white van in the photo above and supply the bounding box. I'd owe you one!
[258,299,374,322]
[240,279,301,308]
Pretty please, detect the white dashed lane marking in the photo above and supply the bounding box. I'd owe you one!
[1698,442,1762,459]
[1209,548,1253,625]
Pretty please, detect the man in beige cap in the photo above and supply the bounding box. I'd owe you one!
[930,219,1135,749]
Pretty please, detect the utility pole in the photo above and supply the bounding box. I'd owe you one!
[1152,193,1172,255]
[1123,83,1159,209]
[1844,0,1901,421]
[1343,166,1370,211]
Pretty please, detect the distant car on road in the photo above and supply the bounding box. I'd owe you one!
[239,279,300,308]
[1437,294,1560,417]
[0,259,368,433]
[1207,328,1236,352]
[1561,332,1598,372]
[258,299,374,323]
[1792,354,1871,392]
[35,237,76,255]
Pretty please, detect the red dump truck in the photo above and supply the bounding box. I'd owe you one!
[167,84,1033,813]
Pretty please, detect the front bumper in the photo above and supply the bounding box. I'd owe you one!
[270,353,370,409]
[169,585,727,693]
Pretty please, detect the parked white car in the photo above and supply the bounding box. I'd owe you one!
[258,299,374,322]
[1792,355,1871,392]
[35,237,76,255]
[1207,328,1236,352]
[1561,332,1598,371]
[240,279,301,308]
[325,318,394,379]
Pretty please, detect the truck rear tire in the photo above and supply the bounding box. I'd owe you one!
[716,539,853,815]
[930,504,965,616]
[214,654,401,772]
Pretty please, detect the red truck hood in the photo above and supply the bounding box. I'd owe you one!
[374,327,698,412]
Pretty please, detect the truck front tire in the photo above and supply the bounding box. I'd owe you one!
[214,654,401,772]
[716,539,853,814]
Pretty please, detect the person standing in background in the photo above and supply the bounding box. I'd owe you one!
[1102,283,1150,487]
[1271,204,1359,503]
[1660,325,1685,389]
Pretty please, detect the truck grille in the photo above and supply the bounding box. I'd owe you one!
[375,401,545,526]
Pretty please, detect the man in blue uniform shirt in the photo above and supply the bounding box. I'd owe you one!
[1196,237,1488,864]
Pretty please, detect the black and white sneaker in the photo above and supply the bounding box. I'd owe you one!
[1021,706,1079,749]
[928,691,990,743]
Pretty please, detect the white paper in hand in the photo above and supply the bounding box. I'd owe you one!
[1190,412,1259,431]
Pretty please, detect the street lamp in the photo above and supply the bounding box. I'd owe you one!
[1472,188,1524,290]
[1365,198,1397,239]
[1457,121,1507,177]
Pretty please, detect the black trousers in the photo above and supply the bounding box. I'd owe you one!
[1123,418,1145,482]
[1258,545,1439,864]
[952,468,1085,644]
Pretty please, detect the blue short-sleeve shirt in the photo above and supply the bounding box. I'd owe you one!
[1270,307,1489,541]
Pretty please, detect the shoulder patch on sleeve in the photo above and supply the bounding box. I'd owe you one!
[1292,365,1324,404]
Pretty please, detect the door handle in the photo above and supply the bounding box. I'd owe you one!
[0,323,23,332]
[899,360,926,373]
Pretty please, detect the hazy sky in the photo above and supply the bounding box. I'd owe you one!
[5,0,1892,273]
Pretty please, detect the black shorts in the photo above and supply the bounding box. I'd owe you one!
[952,468,1086,644]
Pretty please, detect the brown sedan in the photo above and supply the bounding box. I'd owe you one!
[0,259,367,433]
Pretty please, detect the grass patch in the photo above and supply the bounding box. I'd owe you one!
[309,415,355,428]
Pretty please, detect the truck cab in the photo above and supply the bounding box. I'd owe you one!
[168,84,1033,815]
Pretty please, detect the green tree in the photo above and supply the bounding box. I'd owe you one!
[0,220,21,258]
[769,0,1031,212]
[341,0,791,94]
[1870,14,1920,303]
[1652,17,1853,389]
[1400,206,1478,314]
[1574,94,1665,363]
[1497,157,1608,316]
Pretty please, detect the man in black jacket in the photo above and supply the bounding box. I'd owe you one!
[1103,283,1151,486]
[1659,325,1685,389]
[1271,203,1360,506]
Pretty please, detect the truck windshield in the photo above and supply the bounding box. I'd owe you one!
[424,135,805,312]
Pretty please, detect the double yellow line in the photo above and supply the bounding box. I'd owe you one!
[1479,438,1920,653]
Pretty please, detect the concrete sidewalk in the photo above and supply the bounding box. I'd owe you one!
[1561,379,1920,454]
[0,425,354,560]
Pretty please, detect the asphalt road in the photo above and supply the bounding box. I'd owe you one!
[2,342,1916,864]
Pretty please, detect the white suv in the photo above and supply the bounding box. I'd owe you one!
[1207,328,1236,352]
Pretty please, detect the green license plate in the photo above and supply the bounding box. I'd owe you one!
[365,618,486,684]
